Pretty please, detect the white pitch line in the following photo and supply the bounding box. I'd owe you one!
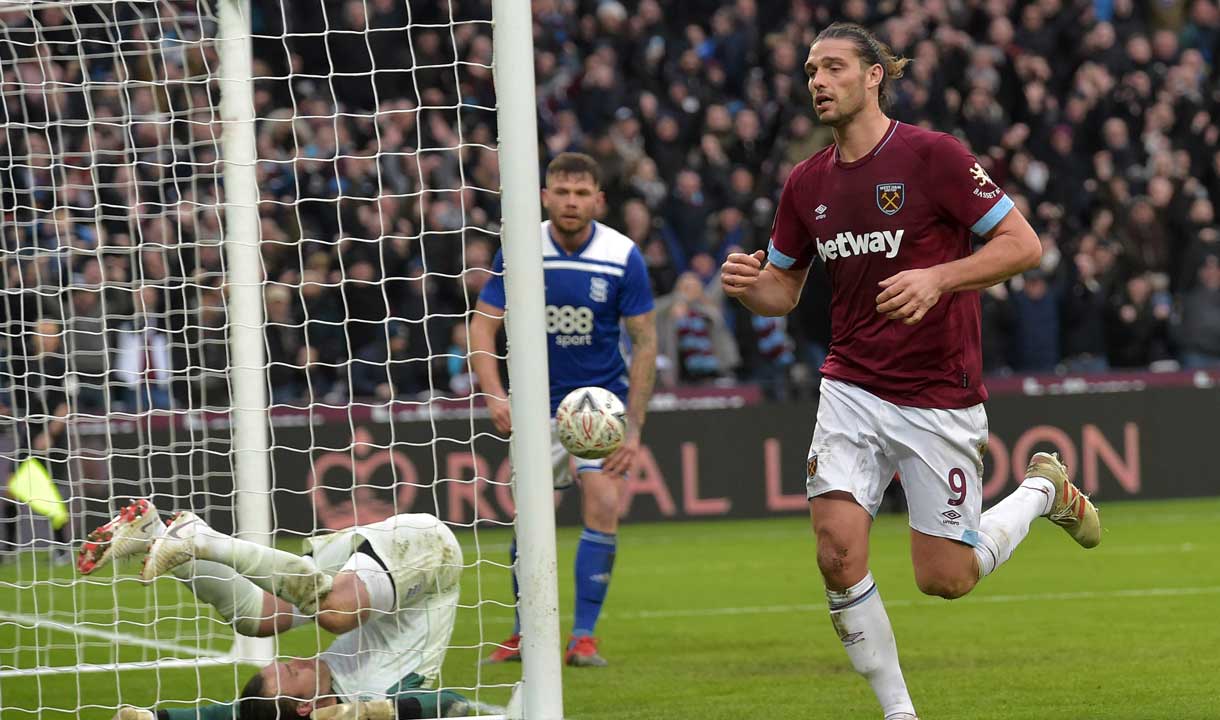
[608,585,1220,621]
[1092,542,1198,555]
[0,609,230,659]
[477,585,1220,624]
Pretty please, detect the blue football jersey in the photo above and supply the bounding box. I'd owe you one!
[479,220,654,414]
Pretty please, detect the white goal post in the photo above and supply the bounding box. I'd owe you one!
[489,1,564,717]
[0,0,562,718]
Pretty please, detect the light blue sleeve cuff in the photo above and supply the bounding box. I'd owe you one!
[767,241,798,269]
[971,195,1014,236]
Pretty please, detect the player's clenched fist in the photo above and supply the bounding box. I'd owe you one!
[720,250,767,297]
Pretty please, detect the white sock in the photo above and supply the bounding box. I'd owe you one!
[972,477,1055,578]
[190,525,328,612]
[170,559,271,636]
[827,572,916,718]
[171,560,310,633]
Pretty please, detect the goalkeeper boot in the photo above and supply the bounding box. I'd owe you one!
[140,510,204,581]
[481,633,521,664]
[1029,451,1101,548]
[77,499,162,575]
[565,635,608,667]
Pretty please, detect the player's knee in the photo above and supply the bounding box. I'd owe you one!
[814,536,861,588]
[581,480,620,531]
[915,571,975,600]
[583,502,618,532]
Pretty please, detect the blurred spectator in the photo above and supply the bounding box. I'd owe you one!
[744,314,797,401]
[1010,270,1062,373]
[459,239,496,310]
[1120,197,1171,277]
[193,285,231,408]
[788,260,833,380]
[626,157,668,211]
[1107,274,1173,368]
[264,286,313,405]
[1178,227,1220,293]
[341,258,389,354]
[664,169,711,264]
[349,322,430,401]
[62,287,110,412]
[622,200,677,295]
[113,287,173,411]
[446,323,476,397]
[655,272,739,387]
[1061,244,1112,373]
[646,113,686,183]
[1173,255,1220,368]
[980,284,1016,375]
[709,208,753,261]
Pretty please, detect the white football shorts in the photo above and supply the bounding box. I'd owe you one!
[306,513,463,692]
[806,378,989,546]
[551,418,604,490]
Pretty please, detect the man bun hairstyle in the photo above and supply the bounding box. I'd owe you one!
[814,22,910,110]
[545,151,602,188]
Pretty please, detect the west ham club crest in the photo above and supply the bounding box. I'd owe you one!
[876,183,904,215]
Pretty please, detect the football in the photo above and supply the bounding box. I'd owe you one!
[555,386,627,460]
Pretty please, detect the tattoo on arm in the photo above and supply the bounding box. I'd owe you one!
[623,311,657,432]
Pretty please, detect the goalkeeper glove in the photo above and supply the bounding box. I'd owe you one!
[310,700,394,720]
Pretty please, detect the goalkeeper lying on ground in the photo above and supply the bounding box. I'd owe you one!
[78,500,503,719]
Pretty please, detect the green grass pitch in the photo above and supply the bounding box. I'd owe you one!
[2,497,1219,719]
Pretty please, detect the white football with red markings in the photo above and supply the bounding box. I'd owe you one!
[555,386,626,460]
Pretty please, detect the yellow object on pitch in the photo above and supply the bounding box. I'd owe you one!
[7,458,67,530]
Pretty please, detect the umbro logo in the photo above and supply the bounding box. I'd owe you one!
[941,510,962,521]
[814,204,828,220]
[840,631,864,647]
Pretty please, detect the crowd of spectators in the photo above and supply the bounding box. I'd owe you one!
[535,0,1220,382]
[3,0,1220,420]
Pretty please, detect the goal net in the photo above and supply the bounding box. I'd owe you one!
[0,0,544,716]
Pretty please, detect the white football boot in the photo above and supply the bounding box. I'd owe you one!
[77,499,162,575]
[139,510,204,581]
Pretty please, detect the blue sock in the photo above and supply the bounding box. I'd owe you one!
[510,536,521,636]
[571,527,616,644]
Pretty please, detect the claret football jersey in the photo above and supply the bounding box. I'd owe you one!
[768,120,1014,409]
